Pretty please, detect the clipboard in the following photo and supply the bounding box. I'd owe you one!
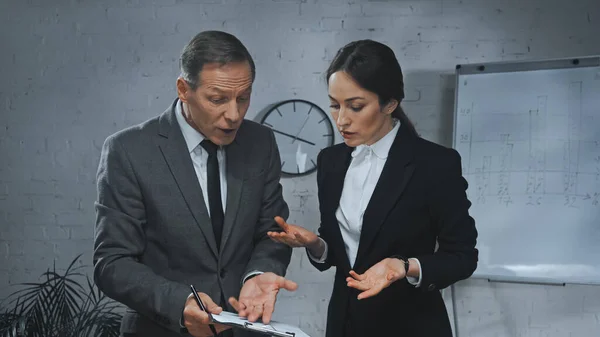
[208,311,310,337]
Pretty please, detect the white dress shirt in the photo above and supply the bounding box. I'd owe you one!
[308,119,422,287]
[175,102,227,215]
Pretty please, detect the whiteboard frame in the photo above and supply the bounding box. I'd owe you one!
[451,55,600,286]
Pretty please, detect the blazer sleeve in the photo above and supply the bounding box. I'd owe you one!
[414,148,478,291]
[308,149,336,272]
[93,135,191,333]
[243,129,292,279]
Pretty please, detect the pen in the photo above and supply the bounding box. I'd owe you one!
[190,284,218,337]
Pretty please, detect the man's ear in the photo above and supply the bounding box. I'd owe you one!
[176,77,191,103]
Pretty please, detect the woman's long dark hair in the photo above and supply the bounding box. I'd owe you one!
[325,39,418,136]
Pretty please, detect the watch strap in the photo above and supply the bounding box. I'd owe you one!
[390,255,409,274]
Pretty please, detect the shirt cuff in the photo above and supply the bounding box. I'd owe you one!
[242,270,264,285]
[405,258,422,287]
[306,237,328,263]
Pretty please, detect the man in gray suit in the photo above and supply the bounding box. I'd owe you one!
[93,30,296,337]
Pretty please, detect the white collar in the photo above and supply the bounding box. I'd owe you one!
[175,100,208,153]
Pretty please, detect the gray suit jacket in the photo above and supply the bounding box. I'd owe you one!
[93,99,292,336]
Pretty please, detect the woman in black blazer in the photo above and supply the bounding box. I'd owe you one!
[268,39,478,337]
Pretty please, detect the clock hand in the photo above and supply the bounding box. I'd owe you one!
[292,107,313,144]
[270,129,315,146]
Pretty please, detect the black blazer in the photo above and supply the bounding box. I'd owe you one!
[309,123,478,337]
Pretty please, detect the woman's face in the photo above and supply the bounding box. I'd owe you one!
[328,71,396,147]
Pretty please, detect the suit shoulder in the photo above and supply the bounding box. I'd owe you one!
[415,137,459,157]
[317,142,349,164]
[240,119,271,132]
[103,115,160,149]
[414,137,462,169]
[321,142,348,155]
[238,119,274,141]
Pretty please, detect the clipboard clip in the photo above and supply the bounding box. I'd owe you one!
[243,322,295,337]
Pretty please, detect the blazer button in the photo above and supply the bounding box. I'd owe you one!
[428,283,436,291]
[220,269,226,278]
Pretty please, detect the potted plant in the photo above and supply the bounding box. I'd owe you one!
[0,254,122,337]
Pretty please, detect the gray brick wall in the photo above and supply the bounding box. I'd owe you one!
[1,0,599,336]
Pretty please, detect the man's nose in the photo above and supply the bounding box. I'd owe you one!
[224,102,241,123]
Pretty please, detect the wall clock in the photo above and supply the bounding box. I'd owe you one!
[259,99,335,176]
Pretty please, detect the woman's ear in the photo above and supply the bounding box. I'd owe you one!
[383,99,399,115]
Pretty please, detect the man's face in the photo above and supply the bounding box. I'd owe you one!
[177,61,253,146]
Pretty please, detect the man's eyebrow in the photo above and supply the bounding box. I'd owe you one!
[206,87,227,94]
[207,87,252,94]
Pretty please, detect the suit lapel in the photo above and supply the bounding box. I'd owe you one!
[326,145,353,211]
[353,124,416,270]
[157,100,219,257]
[322,145,354,272]
[219,139,245,254]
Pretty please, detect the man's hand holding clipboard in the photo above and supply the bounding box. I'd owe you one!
[183,285,231,337]
[185,273,309,337]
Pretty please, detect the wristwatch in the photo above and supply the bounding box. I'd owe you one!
[391,255,410,274]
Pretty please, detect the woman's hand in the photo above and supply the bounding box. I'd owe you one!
[267,216,319,248]
[346,258,406,300]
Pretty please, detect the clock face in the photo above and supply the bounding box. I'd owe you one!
[260,99,335,176]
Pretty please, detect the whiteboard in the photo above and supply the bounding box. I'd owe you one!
[452,56,600,285]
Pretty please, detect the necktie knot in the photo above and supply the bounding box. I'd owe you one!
[200,139,218,157]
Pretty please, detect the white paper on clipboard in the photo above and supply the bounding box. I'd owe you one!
[210,311,310,337]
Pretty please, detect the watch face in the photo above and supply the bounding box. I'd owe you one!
[260,100,335,176]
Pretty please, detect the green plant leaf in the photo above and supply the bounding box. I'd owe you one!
[0,253,122,337]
